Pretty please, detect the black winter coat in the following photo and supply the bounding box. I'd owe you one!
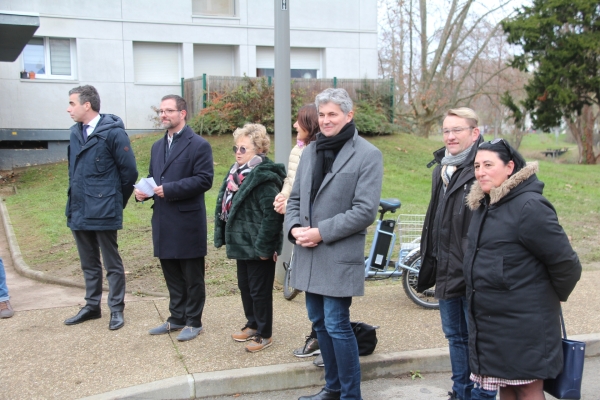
[417,135,483,299]
[148,126,214,259]
[463,163,581,380]
[66,114,138,231]
[214,158,286,260]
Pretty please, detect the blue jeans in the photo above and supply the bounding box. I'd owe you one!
[305,292,361,400]
[0,257,9,302]
[439,296,496,400]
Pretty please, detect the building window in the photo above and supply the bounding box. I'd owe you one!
[192,0,236,17]
[256,47,322,78]
[133,42,181,84]
[257,69,318,79]
[22,37,76,79]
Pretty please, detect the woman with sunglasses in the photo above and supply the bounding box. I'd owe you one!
[214,123,286,353]
[463,139,581,399]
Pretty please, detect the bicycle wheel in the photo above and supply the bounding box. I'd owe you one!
[401,251,439,309]
[283,261,301,301]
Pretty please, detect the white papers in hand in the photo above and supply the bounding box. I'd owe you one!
[134,177,157,197]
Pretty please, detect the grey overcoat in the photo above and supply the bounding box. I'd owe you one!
[286,129,383,297]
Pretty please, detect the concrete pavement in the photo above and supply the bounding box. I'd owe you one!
[1,197,600,400]
[202,356,600,400]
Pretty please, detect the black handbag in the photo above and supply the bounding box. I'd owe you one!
[351,321,378,356]
[543,307,586,399]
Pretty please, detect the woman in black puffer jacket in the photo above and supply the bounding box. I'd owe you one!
[463,139,581,399]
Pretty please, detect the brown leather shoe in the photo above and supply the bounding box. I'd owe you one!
[231,326,257,342]
[245,335,272,353]
[0,300,14,318]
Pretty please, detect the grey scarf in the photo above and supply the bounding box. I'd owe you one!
[440,146,472,189]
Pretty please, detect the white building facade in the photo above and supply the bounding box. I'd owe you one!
[0,0,378,130]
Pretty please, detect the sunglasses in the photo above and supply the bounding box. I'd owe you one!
[233,145,251,154]
[479,138,514,159]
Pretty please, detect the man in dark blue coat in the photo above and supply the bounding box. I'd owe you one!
[64,85,138,330]
[135,95,214,342]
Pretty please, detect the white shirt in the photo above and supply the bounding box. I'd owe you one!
[84,114,101,138]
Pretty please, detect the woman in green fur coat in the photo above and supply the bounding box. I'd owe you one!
[214,123,286,353]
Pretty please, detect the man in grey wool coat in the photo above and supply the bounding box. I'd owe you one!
[286,88,383,400]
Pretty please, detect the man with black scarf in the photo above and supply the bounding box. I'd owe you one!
[286,88,383,400]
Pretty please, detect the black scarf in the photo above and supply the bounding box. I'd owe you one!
[310,120,356,204]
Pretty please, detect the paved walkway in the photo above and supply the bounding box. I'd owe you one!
[1,199,599,399]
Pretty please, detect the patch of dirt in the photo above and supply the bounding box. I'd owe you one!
[19,234,241,297]
[2,168,242,296]
[0,170,18,197]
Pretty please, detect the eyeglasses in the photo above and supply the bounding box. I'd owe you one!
[479,138,514,159]
[233,145,252,154]
[156,109,180,115]
[442,127,475,135]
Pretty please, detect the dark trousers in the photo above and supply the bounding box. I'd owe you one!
[160,257,206,328]
[72,230,125,312]
[236,258,276,338]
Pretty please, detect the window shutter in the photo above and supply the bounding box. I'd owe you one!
[257,47,321,70]
[193,0,234,16]
[133,42,180,83]
[49,39,72,76]
[291,48,321,70]
[256,47,273,69]
[194,45,234,76]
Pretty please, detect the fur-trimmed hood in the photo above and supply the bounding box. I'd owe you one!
[466,162,539,210]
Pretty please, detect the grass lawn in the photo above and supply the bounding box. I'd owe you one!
[2,131,598,296]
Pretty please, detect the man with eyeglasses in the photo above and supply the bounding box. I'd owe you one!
[64,85,138,330]
[417,108,496,400]
[135,94,214,342]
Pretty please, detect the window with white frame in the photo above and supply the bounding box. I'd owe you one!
[22,37,77,79]
[133,42,181,84]
[192,0,236,17]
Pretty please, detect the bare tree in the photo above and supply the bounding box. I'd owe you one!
[379,0,515,137]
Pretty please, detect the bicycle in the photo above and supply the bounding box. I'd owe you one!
[283,198,439,309]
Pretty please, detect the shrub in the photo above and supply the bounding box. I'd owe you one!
[354,100,395,136]
[188,76,397,136]
[189,76,305,136]
[352,80,395,136]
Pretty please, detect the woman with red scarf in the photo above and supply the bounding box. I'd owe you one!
[214,123,286,353]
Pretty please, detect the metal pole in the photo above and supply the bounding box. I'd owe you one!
[274,0,292,285]
[202,73,207,109]
[181,77,185,98]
